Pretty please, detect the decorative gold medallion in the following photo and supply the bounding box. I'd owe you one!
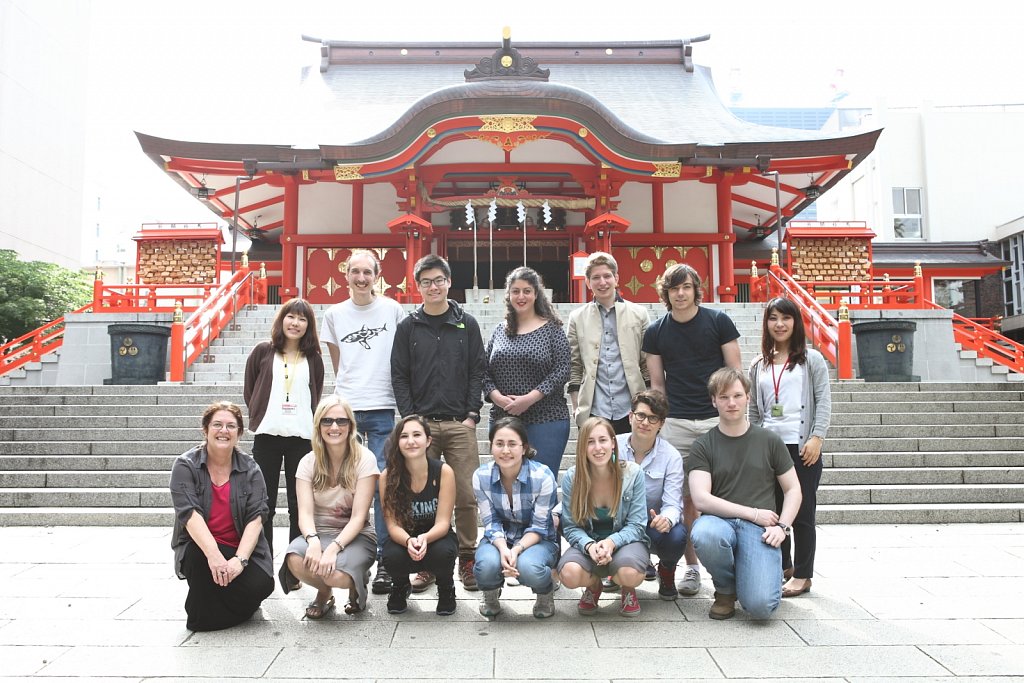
[465,131,550,152]
[500,55,513,68]
[640,259,653,273]
[578,127,589,138]
[478,115,537,133]
[652,162,681,178]
[665,259,678,269]
[333,164,364,181]
[426,127,437,138]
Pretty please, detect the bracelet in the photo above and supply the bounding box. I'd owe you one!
[752,508,760,524]
[405,537,414,547]
[584,541,594,554]
[331,538,345,552]
[304,532,319,542]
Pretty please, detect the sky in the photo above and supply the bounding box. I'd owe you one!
[82,0,1024,263]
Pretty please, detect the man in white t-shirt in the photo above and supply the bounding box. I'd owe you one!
[320,250,406,594]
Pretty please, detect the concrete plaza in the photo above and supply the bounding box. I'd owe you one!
[1,523,1022,681]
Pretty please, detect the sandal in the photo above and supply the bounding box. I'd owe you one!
[343,588,364,615]
[305,594,336,619]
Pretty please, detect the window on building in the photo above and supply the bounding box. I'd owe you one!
[1002,235,1024,317]
[934,278,979,317]
[892,187,923,239]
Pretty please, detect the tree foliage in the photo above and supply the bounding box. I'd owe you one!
[0,250,93,343]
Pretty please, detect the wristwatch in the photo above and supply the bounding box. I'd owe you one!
[238,556,249,568]
[776,523,792,535]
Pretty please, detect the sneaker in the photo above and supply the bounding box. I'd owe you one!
[644,563,657,581]
[601,576,618,590]
[619,587,641,617]
[677,566,702,596]
[709,591,737,620]
[478,588,502,617]
[577,587,602,615]
[435,585,457,616]
[504,576,520,587]
[387,583,411,614]
[371,564,392,595]
[459,558,479,591]
[657,563,678,601]
[532,590,555,619]
[411,571,435,593]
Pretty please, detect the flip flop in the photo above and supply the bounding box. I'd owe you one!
[343,588,364,615]
[305,594,336,619]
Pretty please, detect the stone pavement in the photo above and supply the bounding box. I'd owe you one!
[1,524,1023,681]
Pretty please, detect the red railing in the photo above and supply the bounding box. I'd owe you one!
[751,262,854,380]
[926,302,1024,375]
[169,267,266,382]
[0,303,93,377]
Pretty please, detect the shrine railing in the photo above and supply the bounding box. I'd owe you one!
[0,303,93,377]
[750,261,854,380]
[927,303,1024,375]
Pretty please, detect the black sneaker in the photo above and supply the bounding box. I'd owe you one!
[372,564,393,595]
[436,585,457,616]
[387,583,411,614]
[644,562,658,581]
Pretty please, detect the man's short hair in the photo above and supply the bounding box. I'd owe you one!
[413,253,451,282]
[657,263,703,309]
[707,367,750,399]
[585,251,618,278]
[346,249,380,276]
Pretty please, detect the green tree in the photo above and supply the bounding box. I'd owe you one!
[0,250,93,343]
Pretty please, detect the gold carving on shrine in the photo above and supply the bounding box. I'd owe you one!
[578,127,589,138]
[652,162,681,178]
[665,259,678,269]
[640,259,653,273]
[501,55,513,67]
[426,127,437,138]
[623,275,644,296]
[628,247,641,259]
[465,131,550,152]
[333,164,364,181]
[652,246,667,259]
[678,247,689,258]
[302,170,310,181]
[478,115,538,133]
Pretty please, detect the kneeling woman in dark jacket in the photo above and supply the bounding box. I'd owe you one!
[169,401,274,631]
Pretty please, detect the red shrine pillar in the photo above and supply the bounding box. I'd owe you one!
[716,175,737,303]
[280,176,300,302]
[584,212,630,254]
[387,213,433,303]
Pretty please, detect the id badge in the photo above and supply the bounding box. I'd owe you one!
[770,404,784,418]
[281,402,298,416]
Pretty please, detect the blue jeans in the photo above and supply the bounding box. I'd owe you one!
[647,521,687,569]
[474,539,560,594]
[691,515,782,620]
[526,419,570,478]
[354,409,395,557]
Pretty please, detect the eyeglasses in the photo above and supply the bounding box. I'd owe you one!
[209,422,239,432]
[320,417,352,428]
[417,275,448,289]
[631,412,662,425]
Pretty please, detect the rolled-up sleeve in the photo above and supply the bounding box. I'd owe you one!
[169,457,202,527]
[473,467,505,542]
[522,466,557,539]
[608,468,649,549]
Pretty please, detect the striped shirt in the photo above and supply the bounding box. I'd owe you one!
[473,458,559,545]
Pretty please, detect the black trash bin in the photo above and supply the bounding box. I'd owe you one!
[851,320,920,382]
[106,323,171,385]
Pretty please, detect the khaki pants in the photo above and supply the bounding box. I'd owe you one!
[426,419,481,559]
[662,416,720,497]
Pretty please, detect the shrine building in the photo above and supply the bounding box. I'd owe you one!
[136,31,883,304]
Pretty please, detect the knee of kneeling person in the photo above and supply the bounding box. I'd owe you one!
[743,595,780,620]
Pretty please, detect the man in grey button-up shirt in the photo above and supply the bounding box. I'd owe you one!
[567,252,650,434]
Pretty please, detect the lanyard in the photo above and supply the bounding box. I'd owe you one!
[282,351,301,402]
[769,357,791,403]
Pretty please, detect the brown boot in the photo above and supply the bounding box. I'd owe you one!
[709,592,737,620]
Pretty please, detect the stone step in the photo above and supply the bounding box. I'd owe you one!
[827,425,1024,439]
[822,466,1024,485]
[825,436,1024,452]
[816,503,1024,524]
[818,483,1024,505]
[829,412,1024,426]
[828,450,1024,468]
[832,390,1023,402]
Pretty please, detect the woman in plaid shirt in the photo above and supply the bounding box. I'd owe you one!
[472,417,560,619]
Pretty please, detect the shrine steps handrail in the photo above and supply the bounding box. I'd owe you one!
[0,303,93,378]
[925,300,1024,376]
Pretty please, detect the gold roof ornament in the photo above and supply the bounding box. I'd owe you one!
[770,247,779,266]
[173,303,184,324]
[914,261,923,277]
[838,301,850,321]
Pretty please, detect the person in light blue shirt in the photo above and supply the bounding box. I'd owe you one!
[472,417,559,619]
[616,389,686,601]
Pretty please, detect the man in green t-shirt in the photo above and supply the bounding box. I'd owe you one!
[688,367,801,620]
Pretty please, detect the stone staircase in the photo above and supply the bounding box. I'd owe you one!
[0,303,1021,525]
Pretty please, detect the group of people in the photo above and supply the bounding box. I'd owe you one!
[169,249,831,630]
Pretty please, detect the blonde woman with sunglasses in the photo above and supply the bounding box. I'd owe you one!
[281,396,379,619]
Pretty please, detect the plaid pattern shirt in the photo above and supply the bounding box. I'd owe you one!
[473,458,559,545]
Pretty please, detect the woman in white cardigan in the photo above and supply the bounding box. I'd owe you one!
[749,297,831,598]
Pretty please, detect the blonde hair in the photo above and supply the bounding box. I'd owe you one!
[569,417,624,525]
[310,395,361,492]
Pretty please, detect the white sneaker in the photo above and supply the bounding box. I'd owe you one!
[532,591,555,618]
[677,567,702,596]
[478,588,502,617]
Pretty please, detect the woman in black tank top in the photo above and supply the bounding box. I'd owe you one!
[379,415,458,615]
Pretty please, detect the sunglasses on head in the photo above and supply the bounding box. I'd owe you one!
[320,417,352,428]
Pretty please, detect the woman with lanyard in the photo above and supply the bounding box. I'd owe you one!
[379,415,458,616]
[472,417,560,619]
[749,296,832,598]
[244,299,325,562]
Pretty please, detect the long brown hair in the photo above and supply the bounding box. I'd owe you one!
[309,395,361,492]
[759,297,807,369]
[269,298,321,357]
[569,417,624,525]
[382,415,432,532]
[502,266,561,336]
